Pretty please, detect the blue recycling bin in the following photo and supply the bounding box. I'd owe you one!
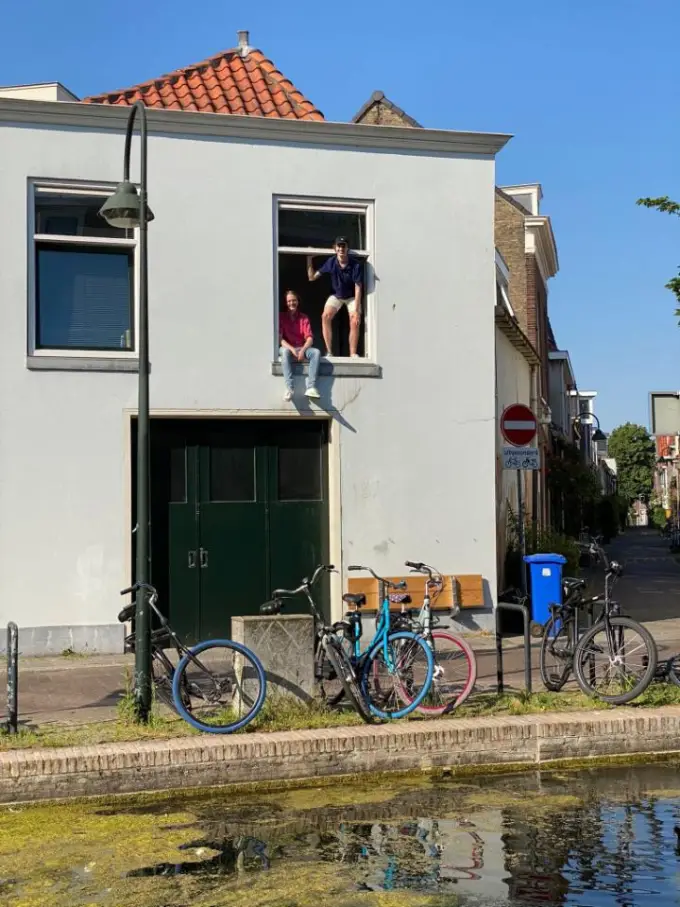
[523,553,567,626]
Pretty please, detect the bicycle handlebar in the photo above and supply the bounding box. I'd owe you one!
[348,565,406,590]
[270,564,335,599]
[118,582,160,623]
[404,561,443,584]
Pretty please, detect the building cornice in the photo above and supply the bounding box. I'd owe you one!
[548,350,576,388]
[0,98,512,156]
[495,305,540,366]
[525,215,559,282]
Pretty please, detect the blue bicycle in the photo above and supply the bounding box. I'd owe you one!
[317,565,435,719]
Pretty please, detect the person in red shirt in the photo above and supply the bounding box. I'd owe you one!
[279,290,321,402]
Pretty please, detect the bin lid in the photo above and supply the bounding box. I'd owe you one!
[523,553,567,565]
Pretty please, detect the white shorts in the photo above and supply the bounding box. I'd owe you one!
[325,295,358,316]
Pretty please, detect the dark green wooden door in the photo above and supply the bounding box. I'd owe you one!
[147,419,329,644]
[196,424,268,640]
[268,421,330,616]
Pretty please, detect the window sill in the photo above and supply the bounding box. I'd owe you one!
[26,355,140,373]
[271,359,382,379]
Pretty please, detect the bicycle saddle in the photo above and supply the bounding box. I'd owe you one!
[118,603,135,623]
[389,593,412,604]
[563,577,586,594]
[260,600,283,616]
[342,593,366,607]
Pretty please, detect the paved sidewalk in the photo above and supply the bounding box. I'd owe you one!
[5,528,680,729]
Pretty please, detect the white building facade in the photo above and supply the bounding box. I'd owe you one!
[0,98,508,651]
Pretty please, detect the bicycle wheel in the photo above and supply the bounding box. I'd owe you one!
[408,631,477,715]
[573,617,657,705]
[323,635,374,723]
[171,639,266,733]
[539,615,574,692]
[362,631,434,719]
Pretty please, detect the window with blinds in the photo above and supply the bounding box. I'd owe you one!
[32,186,137,354]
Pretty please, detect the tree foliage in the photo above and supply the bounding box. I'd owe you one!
[607,422,656,502]
[636,196,680,320]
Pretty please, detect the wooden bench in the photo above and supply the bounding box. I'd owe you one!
[346,574,484,612]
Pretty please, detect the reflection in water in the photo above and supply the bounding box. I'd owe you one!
[2,763,680,905]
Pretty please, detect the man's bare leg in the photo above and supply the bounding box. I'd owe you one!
[322,305,337,356]
[349,313,361,357]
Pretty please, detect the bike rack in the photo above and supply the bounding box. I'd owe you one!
[495,600,532,695]
[6,622,18,734]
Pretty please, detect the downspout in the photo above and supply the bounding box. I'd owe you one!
[530,363,540,531]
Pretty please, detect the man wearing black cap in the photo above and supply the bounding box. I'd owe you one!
[307,237,363,357]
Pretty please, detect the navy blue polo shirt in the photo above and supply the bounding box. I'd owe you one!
[318,255,363,300]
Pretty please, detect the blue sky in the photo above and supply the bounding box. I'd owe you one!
[2,0,678,432]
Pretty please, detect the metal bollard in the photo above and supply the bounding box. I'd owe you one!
[495,599,532,695]
[6,623,18,734]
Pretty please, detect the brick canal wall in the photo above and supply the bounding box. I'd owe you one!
[2,707,680,803]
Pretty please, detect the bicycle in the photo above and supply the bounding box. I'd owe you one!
[259,565,374,723]
[314,565,435,719]
[118,582,266,733]
[538,541,658,704]
[389,561,477,714]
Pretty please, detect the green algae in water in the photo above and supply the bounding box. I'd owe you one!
[3,764,680,906]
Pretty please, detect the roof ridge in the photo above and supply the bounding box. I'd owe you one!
[83,46,246,103]
[257,56,321,118]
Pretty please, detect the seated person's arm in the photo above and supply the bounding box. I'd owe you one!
[279,321,296,353]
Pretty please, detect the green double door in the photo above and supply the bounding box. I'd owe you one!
[144,419,329,643]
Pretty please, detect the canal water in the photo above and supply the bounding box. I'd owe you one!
[1,762,680,906]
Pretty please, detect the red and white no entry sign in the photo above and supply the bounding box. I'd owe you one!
[501,404,538,446]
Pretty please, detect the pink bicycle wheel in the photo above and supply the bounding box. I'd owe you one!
[404,630,477,715]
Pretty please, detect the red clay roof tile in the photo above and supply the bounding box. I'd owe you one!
[83,46,324,121]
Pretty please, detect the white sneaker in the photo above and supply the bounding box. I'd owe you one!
[283,389,293,402]
[305,386,321,400]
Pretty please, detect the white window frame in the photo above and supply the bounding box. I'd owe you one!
[274,195,376,363]
[28,180,140,359]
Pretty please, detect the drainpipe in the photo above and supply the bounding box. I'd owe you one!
[530,364,540,531]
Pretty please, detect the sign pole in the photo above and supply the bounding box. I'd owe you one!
[517,469,527,595]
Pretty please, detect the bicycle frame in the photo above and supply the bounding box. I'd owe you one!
[120,582,227,687]
[345,568,411,675]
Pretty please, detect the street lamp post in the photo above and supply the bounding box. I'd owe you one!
[573,410,607,448]
[99,101,154,721]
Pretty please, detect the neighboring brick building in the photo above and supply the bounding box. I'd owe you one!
[494,185,559,528]
[353,91,422,127]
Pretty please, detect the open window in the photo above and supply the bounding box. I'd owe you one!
[276,199,372,359]
[29,183,137,359]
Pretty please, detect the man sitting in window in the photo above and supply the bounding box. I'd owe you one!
[306,237,363,358]
[279,290,321,402]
